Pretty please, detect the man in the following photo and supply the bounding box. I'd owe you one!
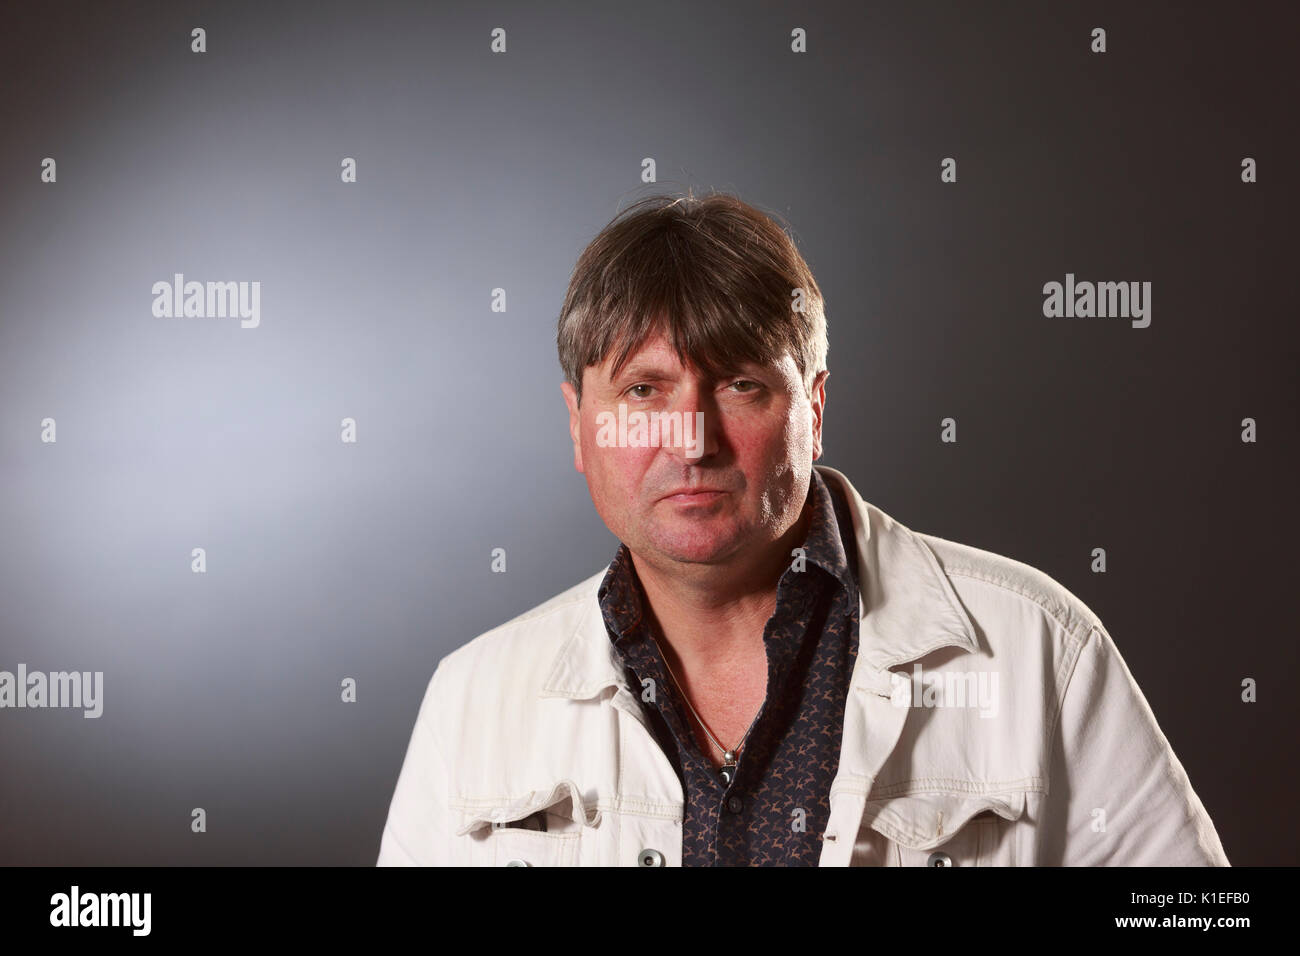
[376,192,1229,866]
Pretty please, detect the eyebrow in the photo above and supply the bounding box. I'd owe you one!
[609,361,766,386]
[611,363,676,384]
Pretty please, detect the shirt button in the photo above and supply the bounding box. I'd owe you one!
[638,848,665,867]
[725,795,744,814]
[926,852,953,867]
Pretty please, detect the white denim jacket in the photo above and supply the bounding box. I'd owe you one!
[377,465,1229,867]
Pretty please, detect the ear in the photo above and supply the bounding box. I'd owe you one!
[560,381,585,473]
[809,369,830,461]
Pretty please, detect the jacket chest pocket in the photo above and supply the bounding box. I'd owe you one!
[453,779,599,867]
[854,790,1030,867]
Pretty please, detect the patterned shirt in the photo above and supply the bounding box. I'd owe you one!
[597,468,861,865]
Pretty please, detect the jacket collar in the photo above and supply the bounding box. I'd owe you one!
[540,464,979,700]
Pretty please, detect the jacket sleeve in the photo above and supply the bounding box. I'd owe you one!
[376,663,452,866]
[1038,621,1230,866]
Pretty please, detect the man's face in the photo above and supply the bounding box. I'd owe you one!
[560,331,828,571]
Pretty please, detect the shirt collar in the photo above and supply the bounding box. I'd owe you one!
[541,465,979,700]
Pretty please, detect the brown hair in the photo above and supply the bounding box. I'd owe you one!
[557,190,828,406]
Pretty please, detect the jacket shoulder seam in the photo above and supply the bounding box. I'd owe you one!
[941,564,1094,643]
[1042,623,1100,796]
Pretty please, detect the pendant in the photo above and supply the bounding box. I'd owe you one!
[719,750,738,786]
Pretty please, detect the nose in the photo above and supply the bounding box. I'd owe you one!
[663,383,718,462]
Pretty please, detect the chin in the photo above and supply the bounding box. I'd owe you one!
[644,526,742,565]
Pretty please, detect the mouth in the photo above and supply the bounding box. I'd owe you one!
[661,489,727,504]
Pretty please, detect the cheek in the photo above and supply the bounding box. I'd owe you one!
[734,414,811,513]
[778,404,814,460]
[737,413,807,468]
[580,431,652,492]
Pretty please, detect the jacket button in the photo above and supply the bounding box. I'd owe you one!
[926,852,953,867]
[725,795,744,814]
[504,859,530,867]
[638,849,665,867]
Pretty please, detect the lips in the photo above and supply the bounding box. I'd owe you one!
[662,488,727,502]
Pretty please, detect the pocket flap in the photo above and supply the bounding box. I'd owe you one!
[453,779,600,836]
[863,790,1029,851]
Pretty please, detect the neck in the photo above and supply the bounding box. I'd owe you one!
[630,492,813,675]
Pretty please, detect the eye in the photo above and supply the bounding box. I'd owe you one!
[625,383,655,399]
[728,380,760,393]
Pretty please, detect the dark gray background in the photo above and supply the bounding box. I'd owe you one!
[1,0,1295,865]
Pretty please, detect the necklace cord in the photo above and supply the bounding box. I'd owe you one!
[651,635,760,762]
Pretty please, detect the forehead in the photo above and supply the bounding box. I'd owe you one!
[591,331,789,380]
[602,334,682,370]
